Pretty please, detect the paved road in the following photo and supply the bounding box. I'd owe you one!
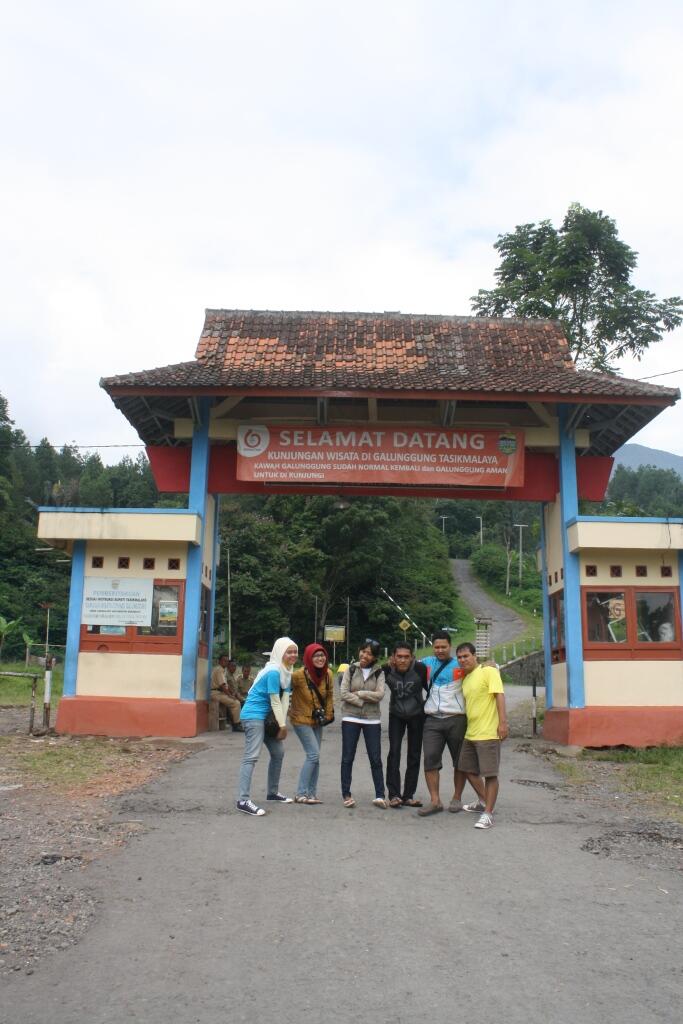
[4,721,680,1024]
[451,558,529,647]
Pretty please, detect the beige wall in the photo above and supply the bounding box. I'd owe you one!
[202,496,216,584]
[77,653,182,698]
[578,550,679,587]
[84,541,187,579]
[551,663,568,707]
[568,520,683,553]
[38,511,201,545]
[584,661,683,706]
[197,657,209,700]
[544,498,565,596]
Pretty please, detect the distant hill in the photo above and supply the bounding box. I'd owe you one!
[614,444,683,477]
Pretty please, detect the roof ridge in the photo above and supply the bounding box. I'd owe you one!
[203,308,565,326]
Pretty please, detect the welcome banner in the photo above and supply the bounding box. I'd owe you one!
[236,425,525,487]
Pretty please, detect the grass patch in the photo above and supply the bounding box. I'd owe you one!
[0,661,64,706]
[16,738,127,786]
[552,760,591,784]
[584,746,683,812]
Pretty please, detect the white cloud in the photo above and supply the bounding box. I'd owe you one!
[2,0,683,460]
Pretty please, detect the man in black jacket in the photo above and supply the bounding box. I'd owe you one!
[384,642,429,807]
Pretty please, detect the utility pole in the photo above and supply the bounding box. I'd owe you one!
[439,515,450,535]
[513,524,529,586]
[226,542,232,658]
[346,596,350,662]
[475,515,483,546]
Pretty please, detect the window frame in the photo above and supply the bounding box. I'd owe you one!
[80,578,185,655]
[582,585,681,661]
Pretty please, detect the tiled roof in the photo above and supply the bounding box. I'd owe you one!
[101,310,678,402]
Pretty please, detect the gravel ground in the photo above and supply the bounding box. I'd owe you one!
[1,694,680,985]
[0,717,197,976]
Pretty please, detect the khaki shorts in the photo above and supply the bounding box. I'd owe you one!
[458,738,501,777]
[422,715,467,772]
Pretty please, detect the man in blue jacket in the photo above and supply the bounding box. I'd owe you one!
[418,632,486,816]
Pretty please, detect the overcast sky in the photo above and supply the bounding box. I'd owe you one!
[2,0,683,460]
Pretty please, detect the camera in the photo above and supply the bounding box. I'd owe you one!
[312,707,327,727]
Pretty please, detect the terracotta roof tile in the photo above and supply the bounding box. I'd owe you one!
[101,309,679,403]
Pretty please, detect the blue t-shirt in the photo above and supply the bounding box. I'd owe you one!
[241,668,291,720]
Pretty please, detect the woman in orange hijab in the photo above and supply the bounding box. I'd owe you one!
[289,643,335,804]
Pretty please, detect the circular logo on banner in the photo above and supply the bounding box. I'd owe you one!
[497,433,517,455]
[237,425,270,457]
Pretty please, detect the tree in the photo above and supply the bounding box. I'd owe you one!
[471,203,683,371]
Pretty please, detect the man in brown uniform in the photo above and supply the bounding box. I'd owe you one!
[210,655,245,732]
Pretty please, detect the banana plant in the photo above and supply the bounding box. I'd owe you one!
[0,615,22,660]
[22,630,34,667]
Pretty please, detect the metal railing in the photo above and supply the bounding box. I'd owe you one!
[0,671,51,734]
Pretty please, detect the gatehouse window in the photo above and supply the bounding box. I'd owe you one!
[585,591,627,644]
[583,586,681,659]
[80,579,184,654]
[635,592,676,644]
[549,591,565,663]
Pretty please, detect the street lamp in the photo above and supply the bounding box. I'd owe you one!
[513,524,529,586]
[475,515,483,546]
[439,515,451,535]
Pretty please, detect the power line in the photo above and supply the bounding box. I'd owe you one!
[0,443,145,450]
[635,368,683,380]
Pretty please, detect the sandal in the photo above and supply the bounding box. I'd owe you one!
[372,798,388,809]
[403,798,422,807]
[343,796,356,808]
[294,795,309,803]
[389,797,403,808]
[305,797,322,804]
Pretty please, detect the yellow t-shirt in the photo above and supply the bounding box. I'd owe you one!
[462,665,504,741]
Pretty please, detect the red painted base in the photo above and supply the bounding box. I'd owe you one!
[543,706,683,748]
[56,696,209,738]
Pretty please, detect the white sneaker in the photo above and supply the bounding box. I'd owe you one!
[236,799,265,816]
[463,800,486,813]
[474,812,494,829]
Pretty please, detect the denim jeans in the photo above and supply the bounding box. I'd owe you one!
[292,724,323,797]
[341,721,385,799]
[237,718,285,801]
[386,713,425,800]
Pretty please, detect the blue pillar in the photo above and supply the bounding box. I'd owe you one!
[181,400,210,701]
[63,540,86,697]
[558,405,585,708]
[539,504,553,709]
[206,495,220,670]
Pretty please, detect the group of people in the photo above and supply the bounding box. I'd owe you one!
[210,655,255,732]
[227,630,508,831]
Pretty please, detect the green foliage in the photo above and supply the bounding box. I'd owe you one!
[471,203,683,370]
[605,464,683,517]
[216,495,468,655]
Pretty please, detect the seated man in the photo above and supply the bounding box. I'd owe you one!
[237,661,255,701]
[210,654,245,732]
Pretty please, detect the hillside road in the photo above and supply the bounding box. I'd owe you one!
[451,557,529,646]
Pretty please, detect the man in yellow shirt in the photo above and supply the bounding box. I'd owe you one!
[455,642,508,830]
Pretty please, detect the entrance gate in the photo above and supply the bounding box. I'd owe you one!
[37,310,683,744]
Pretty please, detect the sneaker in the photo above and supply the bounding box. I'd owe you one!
[463,800,486,813]
[236,799,265,816]
[474,812,494,829]
[448,799,463,813]
[267,793,293,803]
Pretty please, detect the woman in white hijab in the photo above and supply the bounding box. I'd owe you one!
[236,637,298,816]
